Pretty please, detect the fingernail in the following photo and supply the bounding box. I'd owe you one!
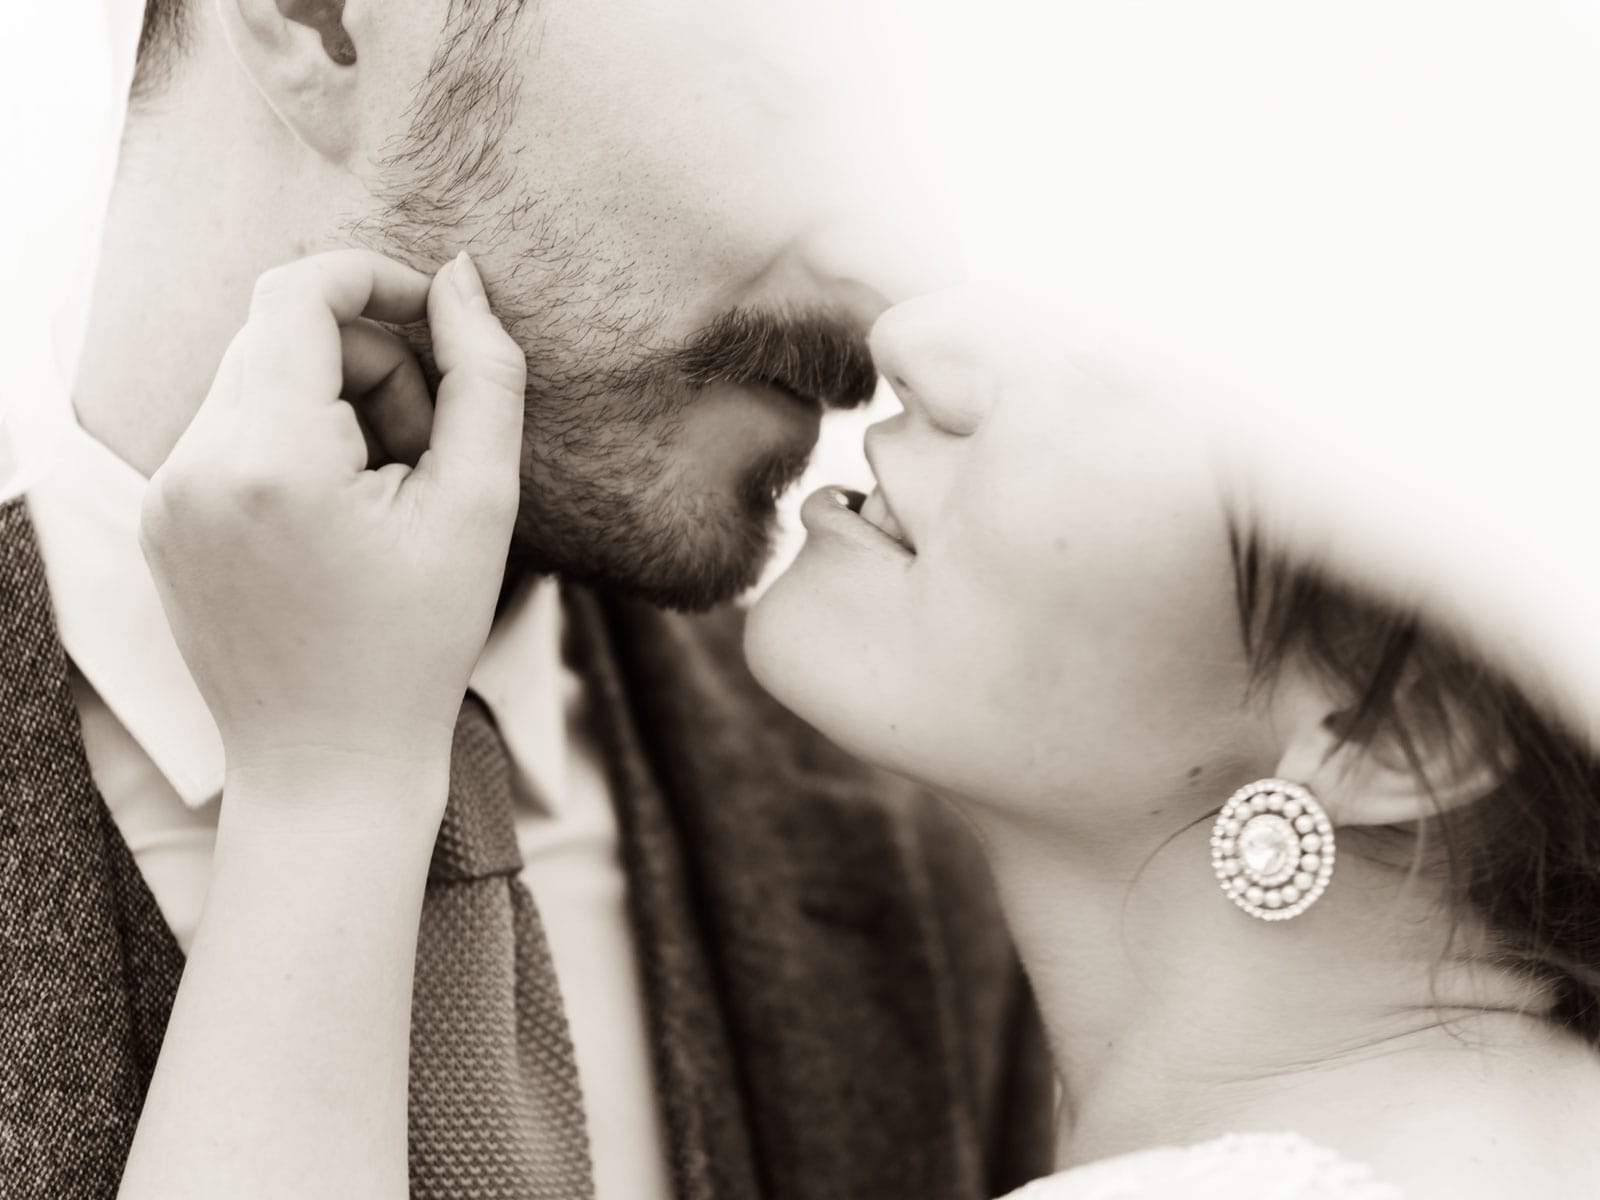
[452,251,489,310]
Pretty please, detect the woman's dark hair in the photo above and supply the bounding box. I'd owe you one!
[1232,530,1600,1043]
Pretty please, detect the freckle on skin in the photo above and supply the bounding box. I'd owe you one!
[1053,536,1068,553]
[1186,765,1203,781]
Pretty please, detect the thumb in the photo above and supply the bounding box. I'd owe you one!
[414,253,527,505]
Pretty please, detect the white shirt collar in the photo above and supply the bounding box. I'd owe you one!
[1,395,66,505]
[25,416,567,810]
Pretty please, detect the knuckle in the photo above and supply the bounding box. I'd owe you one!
[250,263,300,305]
[225,457,291,513]
[475,345,528,398]
[250,256,332,313]
[140,443,304,548]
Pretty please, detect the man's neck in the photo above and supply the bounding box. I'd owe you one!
[957,792,1571,1171]
[74,63,345,477]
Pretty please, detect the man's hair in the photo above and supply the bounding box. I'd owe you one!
[133,0,189,100]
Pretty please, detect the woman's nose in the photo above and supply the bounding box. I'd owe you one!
[868,289,996,437]
[799,215,965,324]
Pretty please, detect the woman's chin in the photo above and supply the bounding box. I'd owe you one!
[748,563,1005,803]
[746,556,889,765]
[744,564,828,720]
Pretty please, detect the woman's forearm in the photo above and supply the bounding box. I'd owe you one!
[117,766,445,1200]
[124,248,524,1197]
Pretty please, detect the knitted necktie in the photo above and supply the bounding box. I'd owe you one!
[407,693,596,1200]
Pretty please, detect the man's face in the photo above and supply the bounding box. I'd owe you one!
[356,0,887,609]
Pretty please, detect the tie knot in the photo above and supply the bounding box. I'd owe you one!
[429,694,524,884]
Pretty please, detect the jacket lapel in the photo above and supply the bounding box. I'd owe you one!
[566,589,764,1200]
[0,497,184,1194]
[568,588,978,1200]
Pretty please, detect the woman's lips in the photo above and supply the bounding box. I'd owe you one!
[799,486,917,559]
[858,488,915,552]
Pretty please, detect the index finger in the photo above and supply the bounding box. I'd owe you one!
[238,250,434,411]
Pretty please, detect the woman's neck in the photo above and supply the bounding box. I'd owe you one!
[956,794,1586,1179]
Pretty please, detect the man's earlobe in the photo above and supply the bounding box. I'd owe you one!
[217,0,365,162]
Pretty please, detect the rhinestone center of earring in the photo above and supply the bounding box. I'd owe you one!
[1210,779,1336,921]
[1237,814,1297,884]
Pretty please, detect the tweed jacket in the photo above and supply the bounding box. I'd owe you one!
[0,496,1056,1200]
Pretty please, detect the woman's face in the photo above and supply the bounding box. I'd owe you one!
[746,287,1278,829]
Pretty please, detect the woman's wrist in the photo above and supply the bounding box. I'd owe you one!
[220,743,452,840]
[127,758,437,1200]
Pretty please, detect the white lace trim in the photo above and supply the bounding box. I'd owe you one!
[1000,1131,1406,1200]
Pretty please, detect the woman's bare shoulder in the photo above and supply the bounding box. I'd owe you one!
[997,1132,1405,1200]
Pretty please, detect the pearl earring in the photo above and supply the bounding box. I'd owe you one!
[1210,778,1335,921]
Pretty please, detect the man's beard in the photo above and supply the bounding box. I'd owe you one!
[384,259,876,611]
[498,303,878,612]
[359,23,878,611]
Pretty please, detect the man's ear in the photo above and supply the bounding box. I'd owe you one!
[214,0,364,163]
[1271,661,1509,829]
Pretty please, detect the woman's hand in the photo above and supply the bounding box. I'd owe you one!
[120,249,525,1200]
[140,249,526,814]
